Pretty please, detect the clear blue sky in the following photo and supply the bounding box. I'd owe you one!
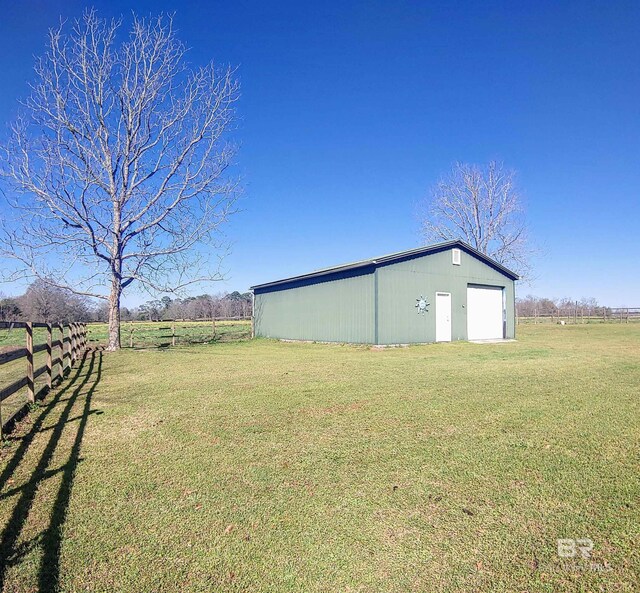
[1,1,639,306]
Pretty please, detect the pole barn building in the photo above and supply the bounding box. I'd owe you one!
[251,240,518,345]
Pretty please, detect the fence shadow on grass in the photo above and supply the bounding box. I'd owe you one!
[0,349,103,592]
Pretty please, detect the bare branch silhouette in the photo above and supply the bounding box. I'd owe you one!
[0,11,240,349]
[421,161,532,278]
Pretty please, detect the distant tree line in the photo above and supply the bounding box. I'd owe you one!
[0,281,252,323]
[93,292,252,322]
[0,280,92,323]
[516,295,608,318]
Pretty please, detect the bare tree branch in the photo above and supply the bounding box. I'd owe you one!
[420,161,533,278]
[0,10,240,350]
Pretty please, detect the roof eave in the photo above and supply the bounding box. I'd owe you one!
[250,240,519,291]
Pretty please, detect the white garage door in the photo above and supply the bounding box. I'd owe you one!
[467,286,504,340]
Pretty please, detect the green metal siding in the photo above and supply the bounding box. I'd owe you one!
[376,248,515,344]
[253,246,515,344]
[254,273,375,343]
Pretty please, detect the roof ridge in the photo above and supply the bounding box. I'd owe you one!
[251,240,518,291]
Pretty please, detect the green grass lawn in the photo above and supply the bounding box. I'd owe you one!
[0,320,251,427]
[85,319,251,348]
[1,324,638,592]
[0,320,251,350]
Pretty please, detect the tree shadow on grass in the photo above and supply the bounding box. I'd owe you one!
[38,350,102,591]
[0,349,103,592]
[0,361,87,493]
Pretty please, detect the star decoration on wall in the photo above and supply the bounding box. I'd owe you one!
[415,296,430,314]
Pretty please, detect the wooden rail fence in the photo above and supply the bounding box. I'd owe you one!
[96,317,252,349]
[517,307,640,324]
[0,321,87,438]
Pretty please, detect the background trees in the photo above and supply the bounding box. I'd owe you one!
[0,281,91,323]
[18,280,92,323]
[132,292,252,321]
[421,161,532,277]
[0,283,252,323]
[0,294,22,321]
[0,11,240,350]
[516,295,607,319]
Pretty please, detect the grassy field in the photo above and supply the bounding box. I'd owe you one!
[0,324,638,592]
[86,319,252,349]
[0,319,252,350]
[0,320,251,427]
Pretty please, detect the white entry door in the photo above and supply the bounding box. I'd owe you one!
[435,292,452,342]
[467,285,504,340]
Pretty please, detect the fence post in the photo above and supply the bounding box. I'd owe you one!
[58,324,64,381]
[46,323,53,390]
[67,324,73,370]
[172,322,176,347]
[68,324,71,365]
[129,325,134,348]
[26,322,35,404]
[62,325,66,375]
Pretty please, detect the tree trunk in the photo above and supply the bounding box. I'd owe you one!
[107,274,122,351]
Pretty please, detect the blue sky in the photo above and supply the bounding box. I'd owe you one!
[0,1,638,306]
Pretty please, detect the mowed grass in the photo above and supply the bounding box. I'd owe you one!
[0,324,638,592]
[0,320,251,426]
[0,320,251,350]
[86,319,251,348]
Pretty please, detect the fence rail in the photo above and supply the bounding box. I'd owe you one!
[85,317,251,349]
[517,307,640,324]
[123,316,251,323]
[0,321,87,437]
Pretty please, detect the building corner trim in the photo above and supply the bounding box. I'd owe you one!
[374,268,379,345]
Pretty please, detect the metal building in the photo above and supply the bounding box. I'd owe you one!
[251,240,518,345]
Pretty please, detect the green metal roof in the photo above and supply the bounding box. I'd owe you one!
[250,240,519,292]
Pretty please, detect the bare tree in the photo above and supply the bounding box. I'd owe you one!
[0,292,22,321]
[421,161,531,277]
[0,11,240,350]
[516,295,603,320]
[135,291,252,321]
[19,279,91,322]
